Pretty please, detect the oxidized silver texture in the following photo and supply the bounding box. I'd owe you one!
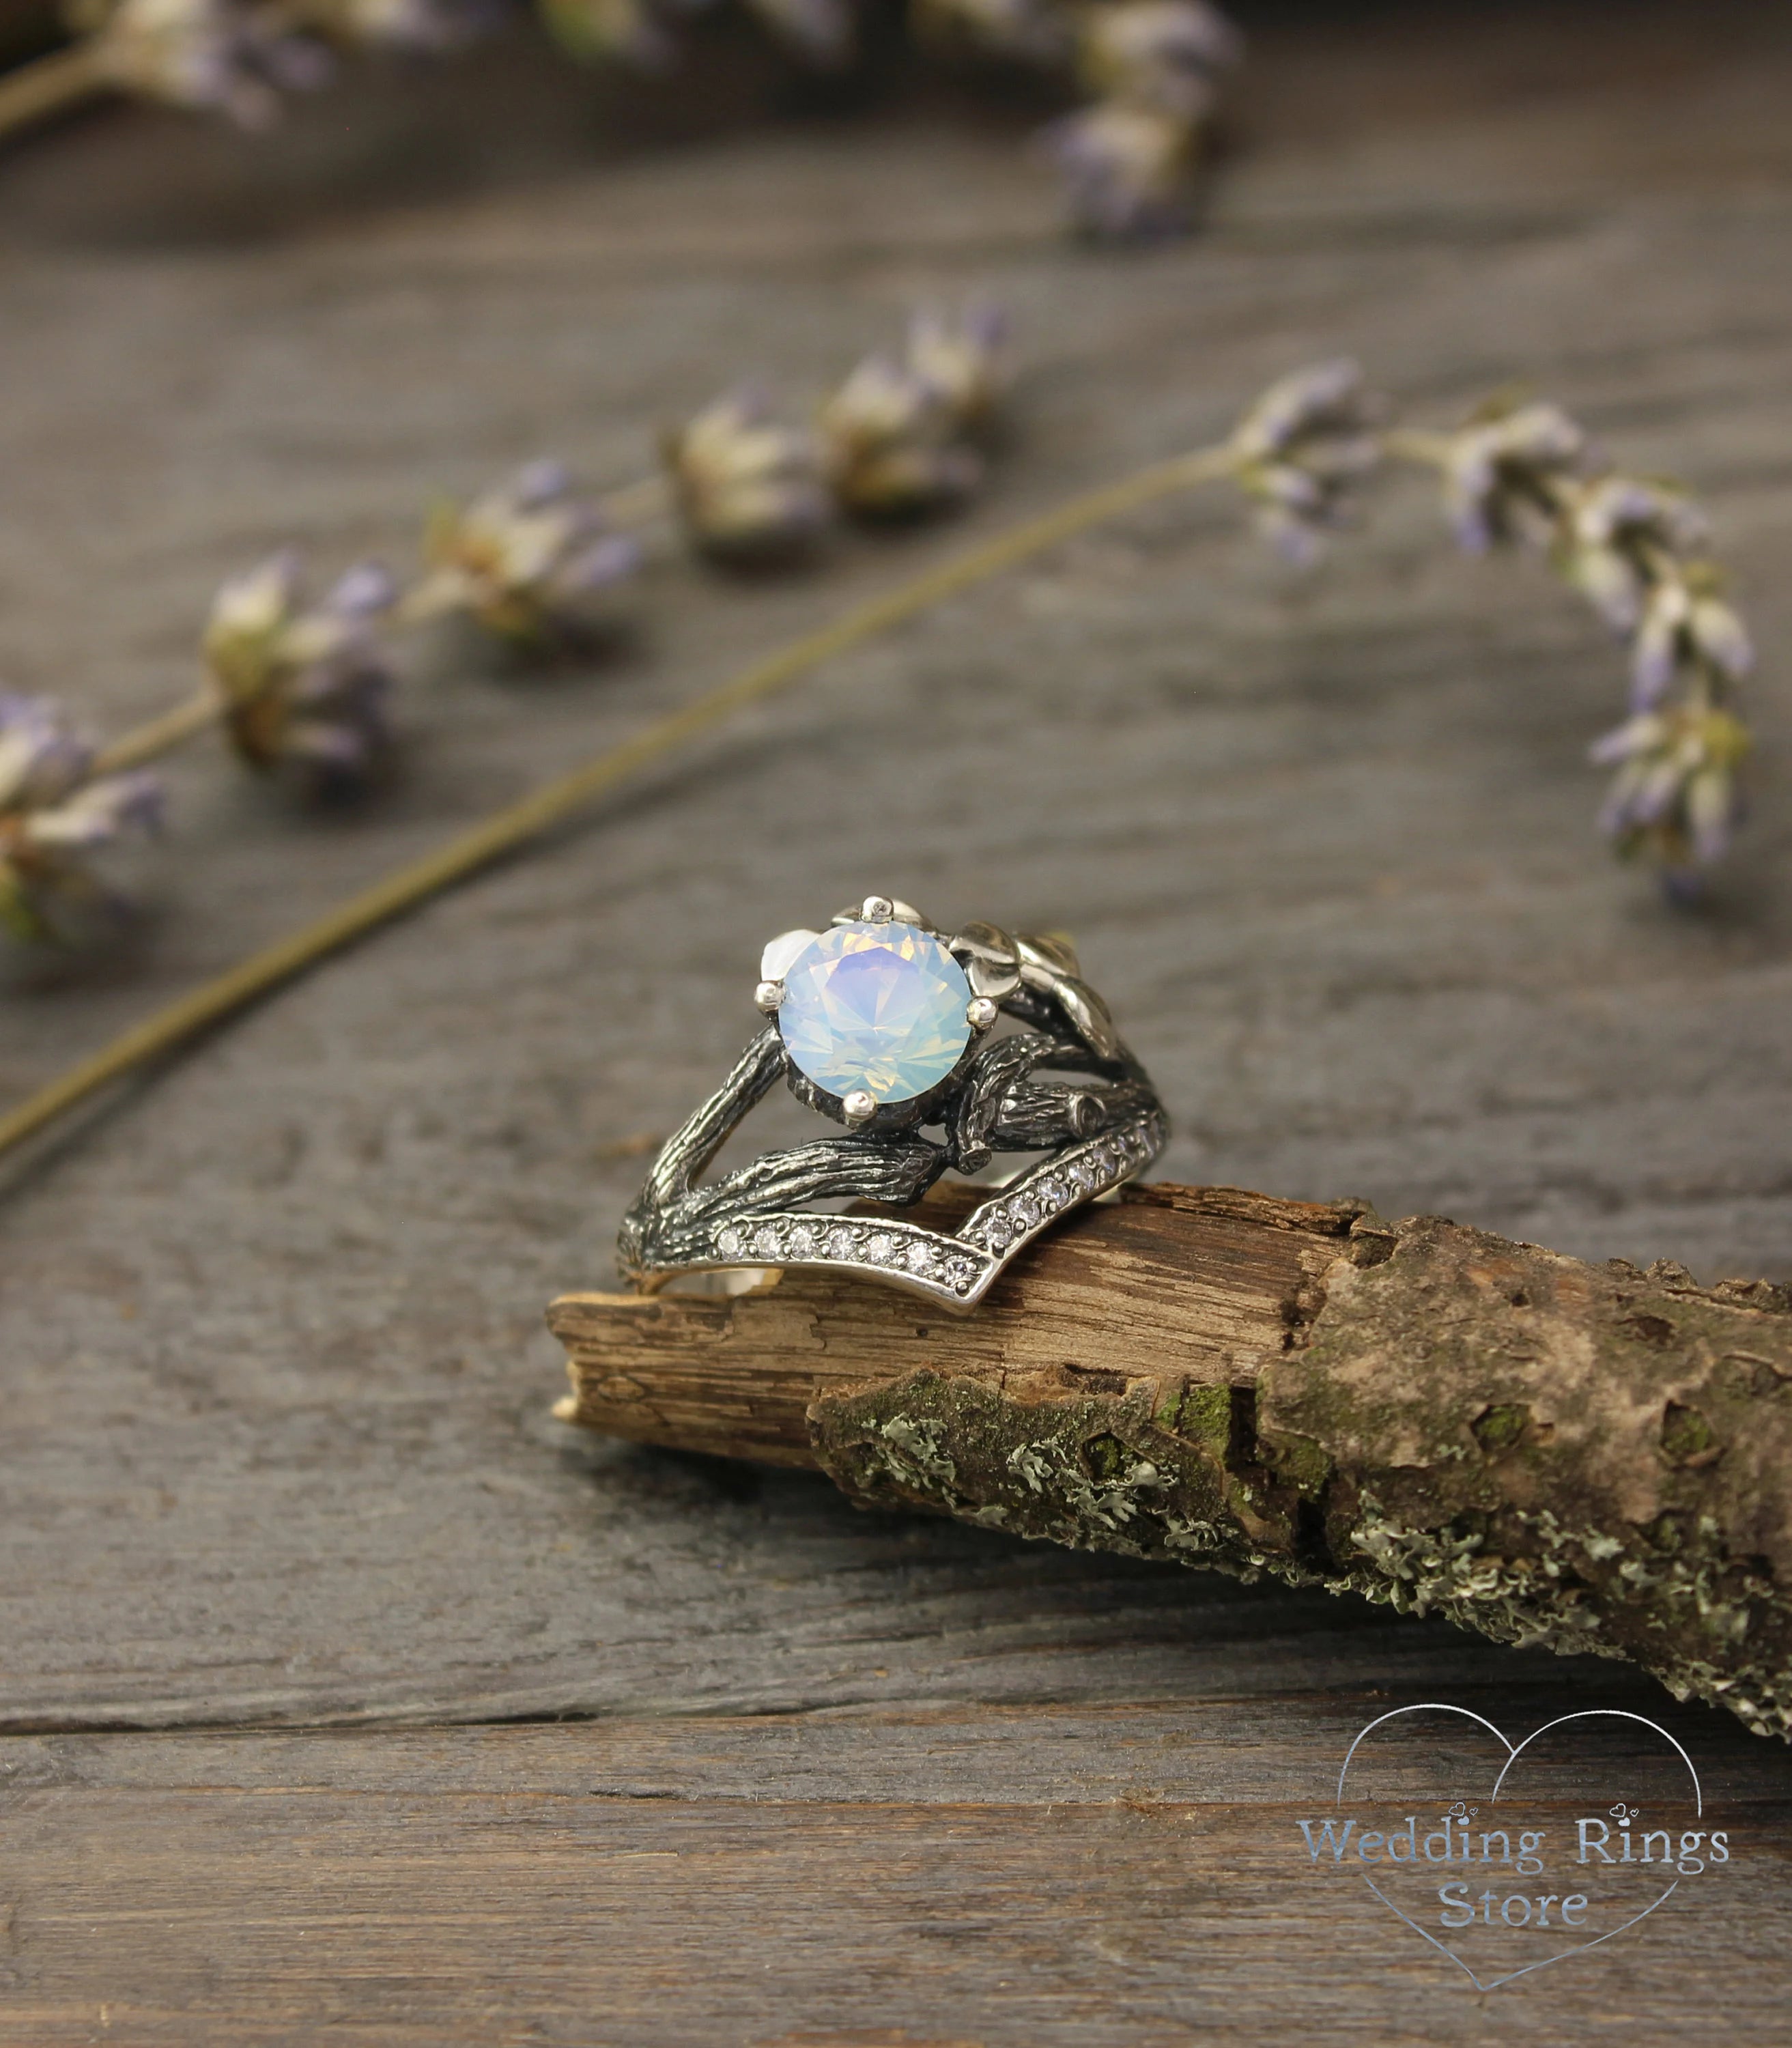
[618,896,1168,1311]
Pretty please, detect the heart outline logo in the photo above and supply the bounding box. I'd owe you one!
[1335,1703,1703,1991]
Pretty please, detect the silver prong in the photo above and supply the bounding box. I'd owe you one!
[754,980,785,1014]
[841,1090,877,1124]
[861,896,895,922]
[967,996,999,1032]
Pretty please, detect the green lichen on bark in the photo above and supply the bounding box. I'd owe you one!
[810,1212,1792,1741]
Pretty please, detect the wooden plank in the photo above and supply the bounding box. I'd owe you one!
[0,1711,1788,2045]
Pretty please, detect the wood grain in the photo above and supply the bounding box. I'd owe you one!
[1,2,1792,2038]
[1,1705,1790,2046]
[550,1184,1362,1465]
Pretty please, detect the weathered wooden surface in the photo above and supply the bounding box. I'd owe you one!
[3,1701,1791,2047]
[2,1,1792,2038]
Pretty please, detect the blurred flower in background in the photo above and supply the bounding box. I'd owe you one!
[911,0,1066,64]
[539,0,855,68]
[1046,0,1241,237]
[819,306,1006,517]
[76,0,332,126]
[410,460,642,640]
[1040,96,1192,239]
[294,0,499,54]
[1629,562,1752,713]
[535,0,672,68]
[1418,393,1756,895]
[203,552,400,789]
[663,388,832,560]
[1438,398,1587,554]
[1591,702,1750,892]
[40,0,1245,241]
[1559,474,1711,636]
[904,303,1008,436]
[1226,357,1382,564]
[0,696,162,943]
[1076,0,1240,119]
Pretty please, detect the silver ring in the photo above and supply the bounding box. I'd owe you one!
[618,894,1167,1311]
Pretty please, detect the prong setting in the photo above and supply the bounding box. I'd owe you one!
[618,900,1167,1311]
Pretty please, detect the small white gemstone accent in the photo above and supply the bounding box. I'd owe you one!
[1037,1178,1064,1210]
[866,1232,896,1264]
[905,1241,935,1277]
[1066,1158,1092,1192]
[717,1225,743,1258]
[826,1225,858,1260]
[985,1217,1012,1249]
[788,1221,819,1257]
[1008,1195,1038,1229]
[754,1223,783,1259]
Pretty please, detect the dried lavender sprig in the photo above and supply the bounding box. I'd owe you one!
[86,308,1010,789]
[0,381,1760,1138]
[1385,400,1754,893]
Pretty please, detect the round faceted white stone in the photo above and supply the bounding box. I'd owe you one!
[779,921,973,1106]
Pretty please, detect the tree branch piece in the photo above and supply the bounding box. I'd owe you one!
[550,1182,1792,1741]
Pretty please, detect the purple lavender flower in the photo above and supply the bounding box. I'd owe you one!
[818,341,988,519]
[91,0,333,128]
[1629,565,1754,711]
[410,462,642,639]
[663,388,832,560]
[0,696,162,944]
[904,303,1009,434]
[1227,358,1383,563]
[1560,475,1711,634]
[1438,401,1587,554]
[203,550,399,788]
[1590,703,1750,879]
[1041,102,1194,241]
[1077,0,1242,121]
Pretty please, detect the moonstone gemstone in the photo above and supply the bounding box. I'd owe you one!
[779,920,972,1105]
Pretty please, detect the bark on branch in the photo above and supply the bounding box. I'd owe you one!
[547,1182,1792,1741]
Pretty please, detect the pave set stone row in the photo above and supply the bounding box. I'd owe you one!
[961,1114,1164,1255]
[710,1214,991,1298]
[703,1111,1166,1297]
